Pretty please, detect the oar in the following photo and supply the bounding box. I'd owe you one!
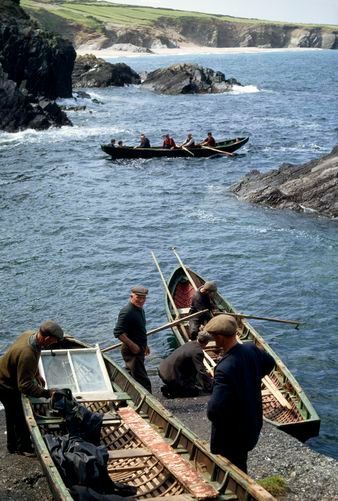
[201,145,234,157]
[219,311,301,328]
[171,246,198,291]
[181,145,195,157]
[101,309,208,353]
[171,248,301,328]
[151,250,191,341]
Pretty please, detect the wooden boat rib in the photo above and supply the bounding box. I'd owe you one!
[101,137,249,159]
[164,265,320,442]
[22,339,275,501]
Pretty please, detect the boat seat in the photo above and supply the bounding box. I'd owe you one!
[118,407,219,500]
[108,448,151,459]
[177,307,190,316]
[36,411,121,427]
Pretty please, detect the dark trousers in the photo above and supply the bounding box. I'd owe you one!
[121,345,152,393]
[0,389,32,452]
[161,381,200,398]
[219,449,248,474]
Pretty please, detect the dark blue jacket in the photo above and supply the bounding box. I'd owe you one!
[207,342,275,454]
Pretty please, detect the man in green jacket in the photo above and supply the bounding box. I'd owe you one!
[0,320,64,456]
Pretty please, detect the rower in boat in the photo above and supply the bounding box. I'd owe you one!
[179,133,195,148]
[201,132,216,147]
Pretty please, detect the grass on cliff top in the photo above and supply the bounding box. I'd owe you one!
[21,0,336,28]
[257,476,288,497]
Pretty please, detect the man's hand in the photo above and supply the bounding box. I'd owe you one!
[144,346,150,356]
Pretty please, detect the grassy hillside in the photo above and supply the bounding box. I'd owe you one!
[20,0,337,50]
[22,0,335,29]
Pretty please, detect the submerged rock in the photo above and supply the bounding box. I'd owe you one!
[72,54,141,87]
[141,63,242,94]
[230,146,338,218]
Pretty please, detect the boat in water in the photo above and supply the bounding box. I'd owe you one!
[101,137,249,159]
[154,252,320,443]
[23,337,275,500]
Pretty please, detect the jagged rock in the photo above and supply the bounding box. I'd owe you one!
[0,63,72,132]
[230,146,338,218]
[0,0,75,131]
[72,54,141,87]
[0,0,76,100]
[141,63,242,94]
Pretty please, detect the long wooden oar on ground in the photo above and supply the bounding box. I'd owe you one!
[171,247,301,328]
[101,309,208,353]
[201,145,234,157]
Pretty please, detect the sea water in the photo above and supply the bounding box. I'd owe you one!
[0,49,337,459]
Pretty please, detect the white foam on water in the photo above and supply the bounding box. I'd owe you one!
[230,84,260,94]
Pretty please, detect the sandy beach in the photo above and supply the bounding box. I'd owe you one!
[75,44,311,59]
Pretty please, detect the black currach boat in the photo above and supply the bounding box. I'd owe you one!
[156,253,320,443]
[101,137,249,159]
[22,338,275,501]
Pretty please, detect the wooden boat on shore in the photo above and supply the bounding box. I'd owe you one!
[161,261,320,443]
[101,137,249,159]
[23,338,275,501]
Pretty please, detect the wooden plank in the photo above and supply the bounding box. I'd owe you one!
[108,448,151,459]
[263,376,292,409]
[119,407,219,500]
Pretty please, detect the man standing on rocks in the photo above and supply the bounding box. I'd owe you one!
[0,320,64,456]
[114,286,152,393]
[205,314,275,473]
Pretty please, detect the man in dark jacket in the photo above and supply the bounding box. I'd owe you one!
[189,281,218,340]
[0,320,64,456]
[159,331,213,398]
[205,315,275,473]
[114,285,152,393]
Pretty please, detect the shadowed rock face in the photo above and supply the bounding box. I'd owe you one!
[230,146,338,218]
[141,63,242,94]
[72,55,141,88]
[0,0,75,132]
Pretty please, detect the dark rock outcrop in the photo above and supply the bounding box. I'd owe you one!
[72,54,141,88]
[141,63,241,94]
[231,146,338,218]
[0,63,72,132]
[0,0,75,132]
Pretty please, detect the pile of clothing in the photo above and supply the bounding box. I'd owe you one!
[45,389,136,500]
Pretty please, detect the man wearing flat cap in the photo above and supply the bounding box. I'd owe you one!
[188,281,218,340]
[0,320,64,456]
[205,314,275,473]
[114,286,152,393]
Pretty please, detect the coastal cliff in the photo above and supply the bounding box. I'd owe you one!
[21,1,338,51]
[0,0,75,131]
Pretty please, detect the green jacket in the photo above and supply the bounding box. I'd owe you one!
[0,331,50,398]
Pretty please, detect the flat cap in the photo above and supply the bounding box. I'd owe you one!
[202,281,217,292]
[131,285,149,296]
[39,320,64,340]
[204,314,237,337]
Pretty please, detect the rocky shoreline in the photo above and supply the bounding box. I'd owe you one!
[1,377,338,500]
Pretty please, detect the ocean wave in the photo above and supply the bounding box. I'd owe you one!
[230,84,260,94]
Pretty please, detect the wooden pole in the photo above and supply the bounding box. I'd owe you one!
[201,145,234,157]
[222,311,301,328]
[181,146,195,157]
[171,247,198,291]
[151,250,191,341]
[171,248,300,328]
[101,309,208,353]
